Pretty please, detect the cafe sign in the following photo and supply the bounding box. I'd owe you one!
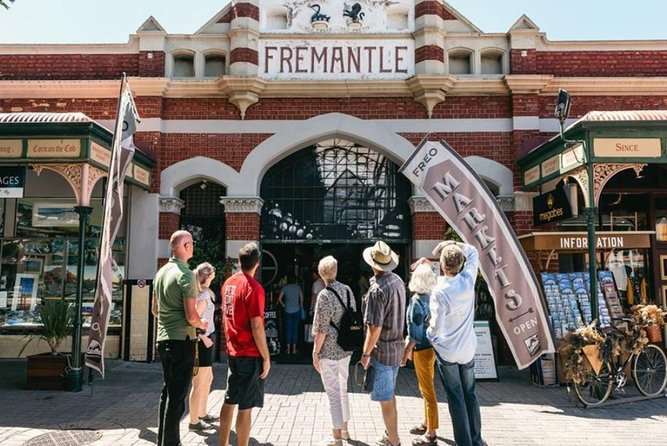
[27,139,81,158]
[0,166,25,198]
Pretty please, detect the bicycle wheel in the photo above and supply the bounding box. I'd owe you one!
[633,344,667,397]
[574,361,613,407]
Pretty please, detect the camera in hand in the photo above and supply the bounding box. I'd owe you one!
[196,327,205,336]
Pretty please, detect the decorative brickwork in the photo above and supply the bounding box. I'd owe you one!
[225,213,260,240]
[415,1,457,20]
[536,51,667,77]
[230,48,259,65]
[415,45,444,64]
[0,54,140,80]
[510,49,537,74]
[412,212,446,240]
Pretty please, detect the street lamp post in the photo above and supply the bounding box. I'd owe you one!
[555,89,599,322]
[66,205,93,392]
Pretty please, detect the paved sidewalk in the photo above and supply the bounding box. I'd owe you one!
[0,359,665,446]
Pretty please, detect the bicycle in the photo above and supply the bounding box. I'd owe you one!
[572,322,667,407]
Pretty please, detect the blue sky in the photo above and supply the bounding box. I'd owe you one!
[0,0,665,44]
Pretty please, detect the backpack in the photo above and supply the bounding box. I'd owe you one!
[327,286,364,351]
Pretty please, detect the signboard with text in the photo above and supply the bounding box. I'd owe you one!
[0,166,25,198]
[532,186,572,226]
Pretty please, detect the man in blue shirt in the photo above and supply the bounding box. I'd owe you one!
[422,241,486,446]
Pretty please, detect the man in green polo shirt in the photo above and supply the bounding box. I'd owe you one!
[152,230,208,446]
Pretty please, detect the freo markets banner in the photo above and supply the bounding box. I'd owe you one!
[400,140,555,369]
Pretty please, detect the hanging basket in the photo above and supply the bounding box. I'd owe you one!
[582,344,603,374]
[646,324,663,343]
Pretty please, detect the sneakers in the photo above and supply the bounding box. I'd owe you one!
[375,433,401,446]
[188,420,213,431]
[199,414,220,423]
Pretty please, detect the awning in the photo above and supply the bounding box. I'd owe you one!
[0,112,155,191]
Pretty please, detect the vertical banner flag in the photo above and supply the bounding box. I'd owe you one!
[85,76,140,377]
[400,140,554,369]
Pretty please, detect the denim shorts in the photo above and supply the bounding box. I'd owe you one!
[370,358,400,402]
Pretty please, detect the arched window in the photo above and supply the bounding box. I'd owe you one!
[204,54,226,77]
[260,139,412,243]
[172,52,195,77]
[448,49,473,75]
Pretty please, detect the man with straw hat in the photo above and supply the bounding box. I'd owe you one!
[360,241,406,446]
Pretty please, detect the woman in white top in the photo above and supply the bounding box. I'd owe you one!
[312,255,355,446]
[188,262,218,430]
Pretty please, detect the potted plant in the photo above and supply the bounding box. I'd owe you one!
[21,300,74,390]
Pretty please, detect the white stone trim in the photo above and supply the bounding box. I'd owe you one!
[514,191,539,212]
[226,240,260,258]
[464,156,514,196]
[157,239,171,259]
[513,116,539,131]
[408,196,435,213]
[497,195,515,212]
[160,156,241,197]
[220,197,264,214]
[159,196,185,214]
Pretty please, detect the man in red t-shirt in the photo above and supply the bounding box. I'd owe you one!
[219,242,271,446]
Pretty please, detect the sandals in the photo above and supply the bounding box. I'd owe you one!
[411,434,437,446]
[409,424,427,435]
[341,429,351,441]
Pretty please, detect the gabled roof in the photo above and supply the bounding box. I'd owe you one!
[442,1,482,33]
[574,110,667,123]
[137,16,166,33]
[195,3,233,34]
[508,14,540,32]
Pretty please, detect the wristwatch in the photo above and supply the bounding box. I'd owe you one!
[361,352,371,358]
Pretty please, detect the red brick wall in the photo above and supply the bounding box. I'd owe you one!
[415,1,456,20]
[511,94,540,116]
[400,132,513,166]
[0,54,141,80]
[225,213,260,240]
[538,95,667,118]
[162,98,240,119]
[218,2,260,23]
[230,48,259,65]
[536,51,667,77]
[510,49,537,74]
[158,134,271,171]
[159,213,180,239]
[138,51,165,77]
[412,212,446,240]
[0,97,163,118]
[415,45,444,63]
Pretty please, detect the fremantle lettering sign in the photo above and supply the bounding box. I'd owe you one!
[260,40,414,80]
[400,140,555,370]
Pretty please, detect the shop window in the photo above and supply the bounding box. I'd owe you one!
[0,198,126,332]
[654,197,667,242]
[260,139,412,243]
[448,50,472,75]
[204,54,226,77]
[172,53,195,77]
[481,50,504,74]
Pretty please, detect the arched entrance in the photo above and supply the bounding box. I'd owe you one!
[259,138,413,312]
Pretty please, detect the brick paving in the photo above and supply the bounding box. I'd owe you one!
[0,359,665,446]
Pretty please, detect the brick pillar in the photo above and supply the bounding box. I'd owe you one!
[158,197,184,262]
[508,25,539,74]
[409,196,446,261]
[228,1,260,76]
[414,0,447,75]
[220,197,263,262]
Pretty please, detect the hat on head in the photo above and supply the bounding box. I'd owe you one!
[363,241,399,272]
